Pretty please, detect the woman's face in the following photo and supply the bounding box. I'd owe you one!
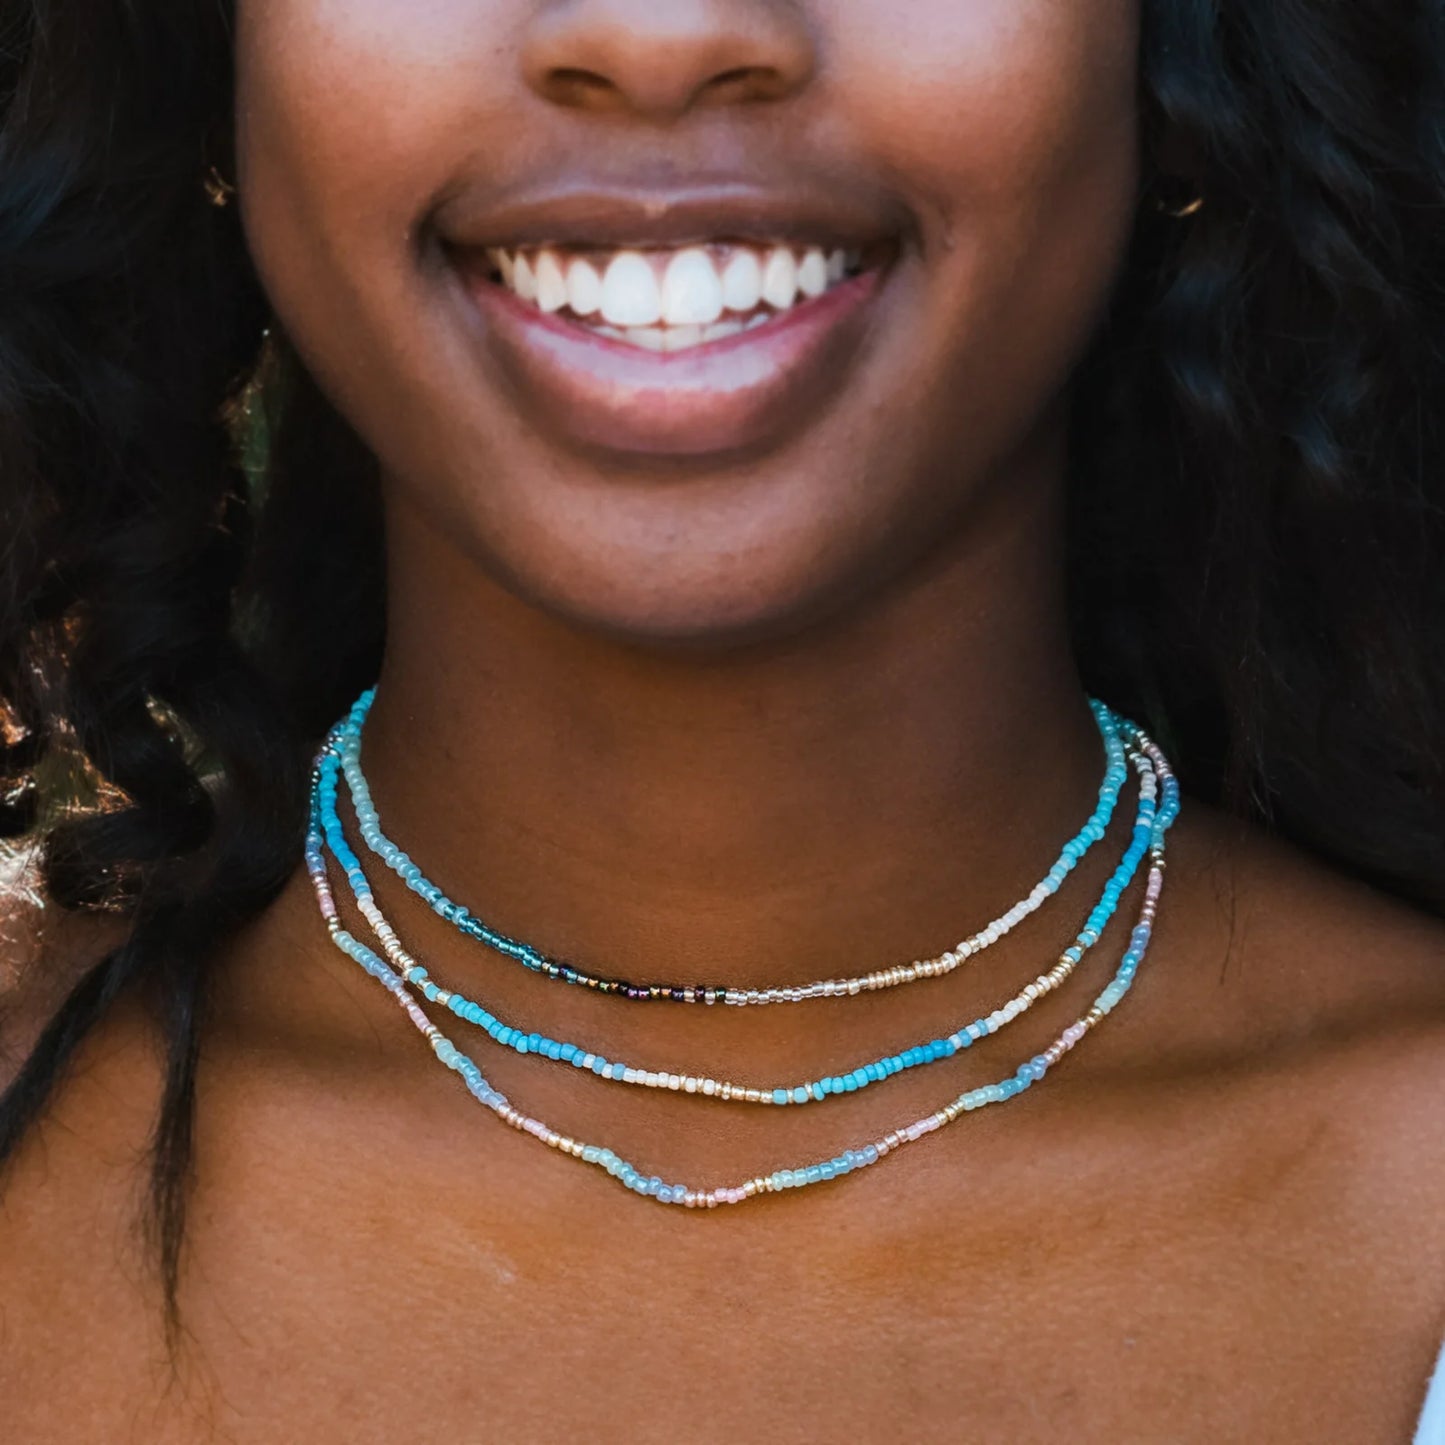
[236,0,1139,645]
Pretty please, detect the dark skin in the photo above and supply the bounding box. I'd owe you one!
[3,1,1445,1439]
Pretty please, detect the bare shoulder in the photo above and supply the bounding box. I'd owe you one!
[0,975,179,1437]
[1159,805,1445,1298]
[1177,802,1445,1044]
[0,865,172,1432]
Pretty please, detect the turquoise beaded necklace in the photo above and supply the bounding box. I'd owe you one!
[304,691,1180,1208]
[315,731,1156,1107]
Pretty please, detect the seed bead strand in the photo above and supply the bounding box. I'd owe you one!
[304,714,1179,1208]
[314,742,1158,1106]
[330,689,1131,1004]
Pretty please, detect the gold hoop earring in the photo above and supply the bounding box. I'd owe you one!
[1155,194,1205,220]
[203,165,237,208]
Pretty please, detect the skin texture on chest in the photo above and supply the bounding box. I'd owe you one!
[3,957,1441,1445]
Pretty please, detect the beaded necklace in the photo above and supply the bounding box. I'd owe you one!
[329,688,1130,1004]
[304,692,1180,1208]
[315,737,1156,1106]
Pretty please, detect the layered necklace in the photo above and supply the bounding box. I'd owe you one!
[306,688,1179,1207]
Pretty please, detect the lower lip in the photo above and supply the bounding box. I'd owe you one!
[456,263,884,460]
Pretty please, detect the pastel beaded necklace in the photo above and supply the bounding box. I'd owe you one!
[304,690,1180,1207]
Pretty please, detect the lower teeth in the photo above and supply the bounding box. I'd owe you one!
[586,314,772,352]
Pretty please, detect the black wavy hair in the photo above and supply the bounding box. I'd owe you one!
[1,0,1443,1336]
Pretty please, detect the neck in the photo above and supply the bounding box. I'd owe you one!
[360,442,1100,992]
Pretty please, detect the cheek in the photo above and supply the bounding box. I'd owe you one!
[836,0,1140,393]
[234,1,507,336]
[236,1,504,165]
[837,0,1138,203]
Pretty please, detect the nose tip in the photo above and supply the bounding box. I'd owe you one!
[522,0,815,121]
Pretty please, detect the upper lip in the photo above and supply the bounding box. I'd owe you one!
[435,177,905,255]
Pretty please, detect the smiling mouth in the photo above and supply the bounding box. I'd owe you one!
[477,240,872,353]
[445,189,897,457]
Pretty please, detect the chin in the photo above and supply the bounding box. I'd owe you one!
[489,532,876,653]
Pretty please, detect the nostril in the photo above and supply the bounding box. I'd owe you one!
[521,2,816,121]
[552,67,602,88]
[546,67,619,107]
[705,66,790,103]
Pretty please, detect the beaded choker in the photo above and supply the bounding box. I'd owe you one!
[329,689,1130,1003]
[306,690,1180,1207]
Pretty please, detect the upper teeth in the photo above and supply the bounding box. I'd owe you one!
[487,243,859,341]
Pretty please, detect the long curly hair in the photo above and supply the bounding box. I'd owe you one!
[2,0,1442,1333]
